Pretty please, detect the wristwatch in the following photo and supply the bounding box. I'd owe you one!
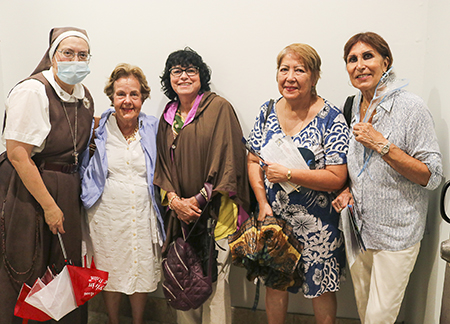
[380,141,391,157]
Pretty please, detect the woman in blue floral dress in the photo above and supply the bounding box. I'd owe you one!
[247,43,349,324]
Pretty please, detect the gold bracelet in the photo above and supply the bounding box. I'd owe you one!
[200,187,208,200]
[168,195,180,210]
[287,169,292,181]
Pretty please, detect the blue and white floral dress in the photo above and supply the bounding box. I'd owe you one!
[248,98,349,298]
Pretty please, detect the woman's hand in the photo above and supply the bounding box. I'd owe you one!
[248,153,274,222]
[352,122,386,152]
[258,201,273,222]
[263,162,289,183]
[332,187,353,213]
[353,122,432,186]
[43,204,65,234]
[171,195,202,224]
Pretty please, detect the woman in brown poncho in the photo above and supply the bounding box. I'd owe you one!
[154,47,249,324]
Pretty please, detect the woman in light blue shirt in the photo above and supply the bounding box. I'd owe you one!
[333,32,443,324]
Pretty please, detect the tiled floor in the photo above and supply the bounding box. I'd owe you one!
[88,294,177,324]
[87,295,362,324]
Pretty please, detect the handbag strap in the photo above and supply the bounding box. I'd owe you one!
[343,95,355,127]
[182,198,212,241]
[263,99,274,129]
[204,217,216,279]
[2,111,6,134]
[179,200,217,280]
[258,98,274,149]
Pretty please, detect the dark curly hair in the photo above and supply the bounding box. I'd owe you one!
[160,47,211,100]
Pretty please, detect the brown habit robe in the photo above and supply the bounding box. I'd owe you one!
[0,25,93,324]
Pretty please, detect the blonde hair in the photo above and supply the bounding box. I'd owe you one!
[276,43,321,96]
[104,63,150,105]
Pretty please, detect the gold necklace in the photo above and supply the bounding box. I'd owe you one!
[361,101,369,115]
[124,121,139,143]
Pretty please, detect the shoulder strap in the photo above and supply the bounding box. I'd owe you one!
[262,99,274,128]
[183,199,212,241]
[92,117,100,139]
[343,95,355,127]
[2,112,6,134]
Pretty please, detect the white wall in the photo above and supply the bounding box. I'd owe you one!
[1,1,448,322]
[405,1,450,323]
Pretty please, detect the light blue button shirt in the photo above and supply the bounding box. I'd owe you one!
[347,89,443,251]
[80,108,165,242]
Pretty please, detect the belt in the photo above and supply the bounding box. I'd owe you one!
[41,162,78,174]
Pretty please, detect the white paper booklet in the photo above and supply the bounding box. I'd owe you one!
[339,205,365,268]
[260,136,309,194]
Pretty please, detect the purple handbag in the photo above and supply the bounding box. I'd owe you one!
[162,235,214,310]
[162,183,215,311]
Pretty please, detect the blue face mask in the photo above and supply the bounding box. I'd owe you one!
[56,61,91,85]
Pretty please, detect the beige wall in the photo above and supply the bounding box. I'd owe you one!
[1,0,449,322]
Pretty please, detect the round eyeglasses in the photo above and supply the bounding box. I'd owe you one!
[169,66,199,77]
[57,49,92,62]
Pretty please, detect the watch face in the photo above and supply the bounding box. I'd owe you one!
[381,143,390,155]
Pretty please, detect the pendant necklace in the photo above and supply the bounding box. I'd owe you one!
[61,102,78,165]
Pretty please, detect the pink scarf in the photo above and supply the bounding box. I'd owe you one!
[163,93,204,127]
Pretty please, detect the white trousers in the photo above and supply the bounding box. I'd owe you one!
[350,242,420,324]
[177,238,232,324]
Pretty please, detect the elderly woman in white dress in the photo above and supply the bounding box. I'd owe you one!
[81,63,164,324]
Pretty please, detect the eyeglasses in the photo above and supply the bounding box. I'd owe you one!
[57,49,92,62]
[169,66,199,77]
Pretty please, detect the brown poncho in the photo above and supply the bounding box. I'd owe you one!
[154,91,249,252]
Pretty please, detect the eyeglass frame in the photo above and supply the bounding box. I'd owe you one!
[169,66,199,77]
[56,49,92,62]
